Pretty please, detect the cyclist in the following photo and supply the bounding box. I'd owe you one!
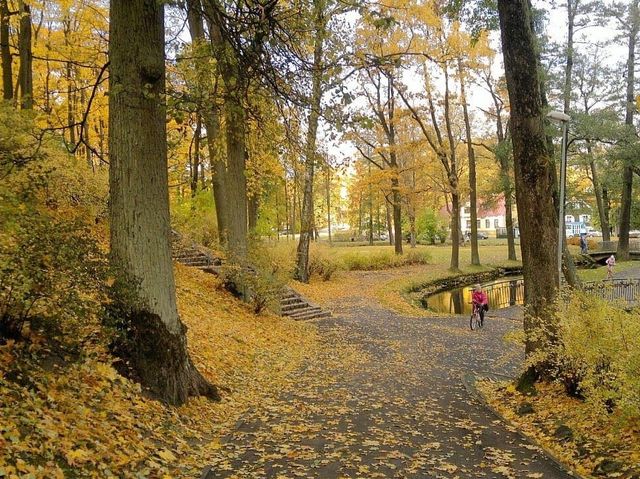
[472,284,489,326]
[606,254,616,279]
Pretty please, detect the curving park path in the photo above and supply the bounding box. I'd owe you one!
[202,272,574,478]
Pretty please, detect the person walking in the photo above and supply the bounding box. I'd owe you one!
[606,254,616,280]
[580,233,588,254]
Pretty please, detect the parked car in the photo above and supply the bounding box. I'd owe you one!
[629,230,640,238]
[587,230,603,237]
[464,231,488,240]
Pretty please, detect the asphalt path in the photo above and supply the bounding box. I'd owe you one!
[202,278,575,478]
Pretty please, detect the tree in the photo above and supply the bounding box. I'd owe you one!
[614,0,639,260]
[478,66,517,261]
[0,0,13,100]
[109,0,217,405]
[295,0,327,282]
[17,0,33,109]
[497,0,560,368]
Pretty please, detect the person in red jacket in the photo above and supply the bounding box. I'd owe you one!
[472,284,489,326]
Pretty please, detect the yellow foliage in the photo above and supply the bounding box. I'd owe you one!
[0,265,318,477]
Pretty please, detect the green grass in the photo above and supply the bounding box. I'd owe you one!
[576,261,638,282]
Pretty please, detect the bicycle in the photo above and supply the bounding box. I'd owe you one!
[470,302,483,330]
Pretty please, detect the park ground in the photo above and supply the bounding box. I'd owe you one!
[1,241,639,477]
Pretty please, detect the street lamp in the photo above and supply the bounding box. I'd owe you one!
[547,110,571,285]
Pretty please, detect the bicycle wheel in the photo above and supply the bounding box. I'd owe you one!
[470,311,477,330]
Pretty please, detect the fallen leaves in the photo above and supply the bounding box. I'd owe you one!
[0,264,319,478]
[477,378,640,478]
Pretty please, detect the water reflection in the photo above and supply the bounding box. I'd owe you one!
[426,277,524,315]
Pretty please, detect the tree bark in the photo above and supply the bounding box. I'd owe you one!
[201,0,249,257]
[589,156,610,241]
[109,0,217,405]
[191,114,201,198]
[326,166,332,244]
[0,0,13,100]
[295,0,325,282]
[17,0,32,109]
[498,0,559,360]
[617,0,639,261]
[385,200,394,245]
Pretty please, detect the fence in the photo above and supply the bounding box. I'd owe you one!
[597,240,640,252]
[482,278,640,309]
[582,279,640,305]
[483,278,525,309]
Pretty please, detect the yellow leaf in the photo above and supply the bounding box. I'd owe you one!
[156,449,177,462]
[65,448,91,466]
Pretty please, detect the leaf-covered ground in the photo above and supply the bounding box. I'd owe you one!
[477,379,640,479]
[202,268,574,478]
[0,265,318,478]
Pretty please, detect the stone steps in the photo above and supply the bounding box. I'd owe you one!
[171,232,330,322]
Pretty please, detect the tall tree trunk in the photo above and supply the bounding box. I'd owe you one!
[504,191,517,260]
[559,0,580,288]
[589,156,610,241]
[459,59,480,265]
[368,163,374,245]
[450,190,461,270]
[186,0,227,238]
[223,98,248,257]
[498,0,559,362]
[487,76,517,261]
[443,67,459,269]
[191,114,201,198]
[618,0,639,261]
[0,0,13,100]
[108,0,217,405]
[385,200,394,245]
[391,174,403,254]
[295,0,325,282]
[248,193,258,231]
[326,166,332,245]
[17,0,32,109]
[388,76,403,255]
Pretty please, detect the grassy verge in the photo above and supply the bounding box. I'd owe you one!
[0,265,318,478]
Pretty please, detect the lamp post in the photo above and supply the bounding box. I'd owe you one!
[547,110,571,285]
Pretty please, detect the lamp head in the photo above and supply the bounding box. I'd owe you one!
[547,110,571,122]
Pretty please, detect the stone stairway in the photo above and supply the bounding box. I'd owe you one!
[279,287,331,321]
[171,233,331,321]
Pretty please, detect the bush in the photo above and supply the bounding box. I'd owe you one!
[341,248,430,271]
[309,250,341,281]
[416,208,449,245]
[536,292,640,423]
[171,189,219,247]
[0,106,109,342]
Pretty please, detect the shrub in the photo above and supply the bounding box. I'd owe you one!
[0,106,109,343]
[341,248,430,271]
[171,189,219,247]
[308,250,341,281]
[536,292,640,423]
[403,249,431,265]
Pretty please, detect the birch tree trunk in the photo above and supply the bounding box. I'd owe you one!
[109,0,217,405]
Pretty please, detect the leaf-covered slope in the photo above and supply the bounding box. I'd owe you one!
[0,264,318,478]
